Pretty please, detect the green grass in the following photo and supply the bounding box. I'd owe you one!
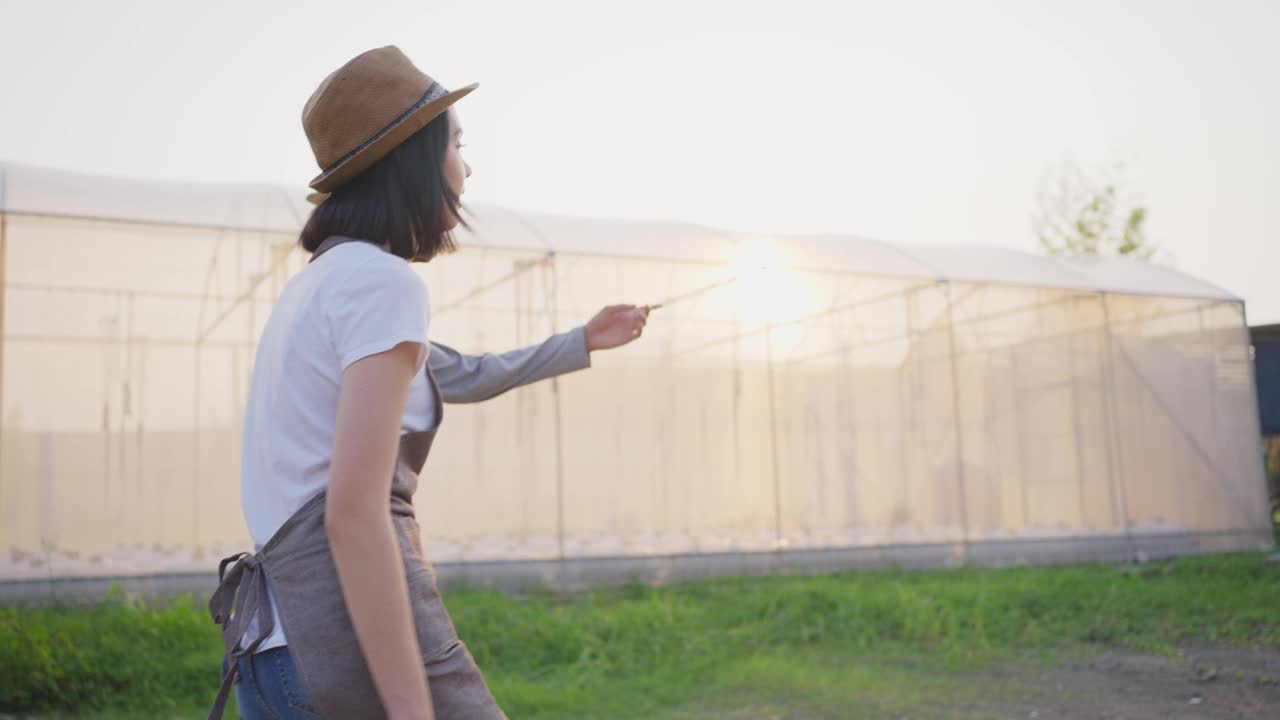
[3,553,1279,718]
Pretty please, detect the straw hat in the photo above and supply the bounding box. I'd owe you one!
[303,46,477,194]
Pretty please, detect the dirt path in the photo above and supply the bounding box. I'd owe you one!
[667,645,1280,720]
[960,646,1280,720]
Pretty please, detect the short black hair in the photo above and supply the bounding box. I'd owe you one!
[299,112,464,262]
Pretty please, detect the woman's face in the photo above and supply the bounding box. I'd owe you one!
[441,108,471,230]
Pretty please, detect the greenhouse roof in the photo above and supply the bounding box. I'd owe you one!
[0,161,1238,302]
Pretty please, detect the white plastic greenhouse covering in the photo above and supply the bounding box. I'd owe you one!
[0,162,1271,595]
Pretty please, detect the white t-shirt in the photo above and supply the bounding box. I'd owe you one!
[239,240,436,652]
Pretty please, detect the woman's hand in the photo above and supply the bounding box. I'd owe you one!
[585,304,650,352]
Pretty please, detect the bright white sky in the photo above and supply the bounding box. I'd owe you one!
[2,0,1278,321]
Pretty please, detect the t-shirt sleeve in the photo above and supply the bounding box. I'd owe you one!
[326,256,430,371]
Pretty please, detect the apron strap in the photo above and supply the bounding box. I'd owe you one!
[208,661,239,720]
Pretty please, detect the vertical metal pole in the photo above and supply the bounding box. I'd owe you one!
[841,341,858,534]
[897,290,913,537]
[1011,345,1032,530]
[943,282,971,561]
[117,292,128,544]
[1198,305,1222,530]
[0,204,7,509]
[527,258,538,542]
[766,323,784,552]
[615,261,626,540]
[545,253,567,562]
[514,260,529,539]
[101,310,112,539]
[1099,294,1135,557]
[1065,296,1090,531]
[732,280,742,516]
[246,238,255,421]
[136,318,147,551]
[193,340,201,554]
[192,229,226,559]
[1,173,18,555]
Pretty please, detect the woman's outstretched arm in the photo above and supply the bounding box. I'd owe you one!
[430,305,649,403]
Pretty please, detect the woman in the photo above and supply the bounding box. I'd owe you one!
[209,46,649,720]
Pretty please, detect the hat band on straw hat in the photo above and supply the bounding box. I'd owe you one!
[319,81,450,176]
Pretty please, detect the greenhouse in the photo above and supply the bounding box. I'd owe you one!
[0,161,1271,595]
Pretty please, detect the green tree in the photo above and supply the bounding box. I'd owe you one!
[1035,162,1153,259]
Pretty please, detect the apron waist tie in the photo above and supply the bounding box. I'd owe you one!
[207,551,274,720]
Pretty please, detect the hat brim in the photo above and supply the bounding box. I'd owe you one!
[308,82,478,193]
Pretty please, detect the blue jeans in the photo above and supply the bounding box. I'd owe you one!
[223,646,320,719]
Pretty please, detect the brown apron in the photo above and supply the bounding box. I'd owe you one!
[208,236,506,719]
